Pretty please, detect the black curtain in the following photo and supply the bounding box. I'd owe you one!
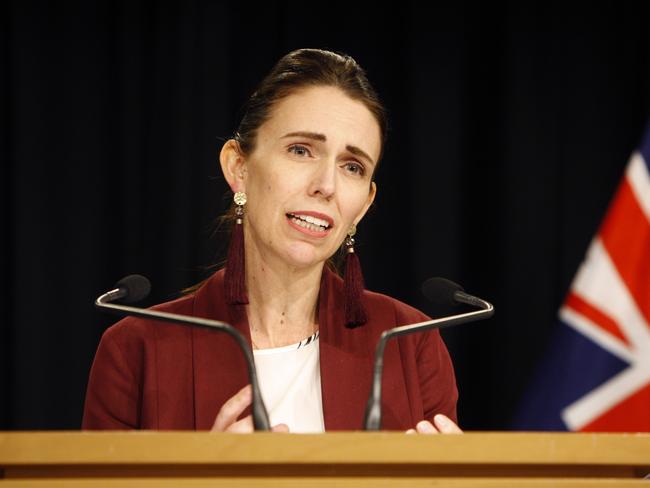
[2,1,649,430]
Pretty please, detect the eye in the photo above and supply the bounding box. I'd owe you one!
[343,161,366,177]
[288,144,311,157]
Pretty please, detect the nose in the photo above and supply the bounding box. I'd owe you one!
[308,160,336,200]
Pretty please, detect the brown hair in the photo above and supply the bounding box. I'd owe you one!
[234,48,388,167]
[184,48,388,294]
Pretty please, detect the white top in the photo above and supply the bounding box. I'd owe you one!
[253,331,325,433]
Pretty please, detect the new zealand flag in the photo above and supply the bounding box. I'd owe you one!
[514,128,650,431]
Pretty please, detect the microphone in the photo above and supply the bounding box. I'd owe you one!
[363,277,494,431]
[99,274,152,304]
[95,275,271,431]
[421,277,489,309]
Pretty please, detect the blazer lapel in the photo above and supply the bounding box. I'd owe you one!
[318,269,413,431]
[191,270,251,430]
[318,269,375,431]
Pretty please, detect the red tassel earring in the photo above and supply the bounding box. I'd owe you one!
[344,224,368,328]
[224,191,249,305]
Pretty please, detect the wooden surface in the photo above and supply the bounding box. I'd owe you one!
[1,432,649,486]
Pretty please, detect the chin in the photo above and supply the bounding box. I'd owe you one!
[282,244,328,269]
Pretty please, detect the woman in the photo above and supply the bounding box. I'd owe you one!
[83,48,461,434]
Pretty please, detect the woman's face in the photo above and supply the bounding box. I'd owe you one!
[224,85,380,270]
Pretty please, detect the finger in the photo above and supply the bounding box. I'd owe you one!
[212,384,253,431]
[433,414,463,434]
[227,417,290,433]
[405,428,416,434]
[225,414,254,433]
[416,420,438,434]
[271,423,290,433]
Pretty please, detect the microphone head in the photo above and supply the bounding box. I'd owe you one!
[421,277,464,307]
[115,274,151,303]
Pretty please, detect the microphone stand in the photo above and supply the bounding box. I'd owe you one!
[363,295,494,431]
[95,289,271,431]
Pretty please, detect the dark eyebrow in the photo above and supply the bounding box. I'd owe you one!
[282,131,326,142]
[281,131,375,166]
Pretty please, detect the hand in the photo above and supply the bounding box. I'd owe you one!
[211,384,289,433]
[405,414,462,434]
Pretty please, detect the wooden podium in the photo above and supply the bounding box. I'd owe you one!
[1,432,649,486]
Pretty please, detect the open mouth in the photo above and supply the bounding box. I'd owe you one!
[286,213,332,232]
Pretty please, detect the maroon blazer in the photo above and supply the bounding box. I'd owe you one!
[82,268,458,431]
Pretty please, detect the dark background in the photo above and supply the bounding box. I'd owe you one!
[2,1,649,430]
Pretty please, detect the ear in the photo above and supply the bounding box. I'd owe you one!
[219,139,247,192]
[354,181,377,225]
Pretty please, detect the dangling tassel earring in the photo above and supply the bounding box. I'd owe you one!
[343,224,367,328]
[224,191,249,305]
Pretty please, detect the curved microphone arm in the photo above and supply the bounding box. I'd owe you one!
[95,290,271,431]
[363,297,494,431]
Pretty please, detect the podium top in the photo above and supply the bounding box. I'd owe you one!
[1,431,649,465]
[2,432,650,485]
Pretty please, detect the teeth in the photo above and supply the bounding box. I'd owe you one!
[289,215,329,232]
[288,213,330,229]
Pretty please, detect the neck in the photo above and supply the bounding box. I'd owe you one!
[244,237,324,348]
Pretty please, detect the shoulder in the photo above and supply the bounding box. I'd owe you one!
[364,289,431,327]
[322,267,430,330]
[100,292,197,350]
[362,289,443,354]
